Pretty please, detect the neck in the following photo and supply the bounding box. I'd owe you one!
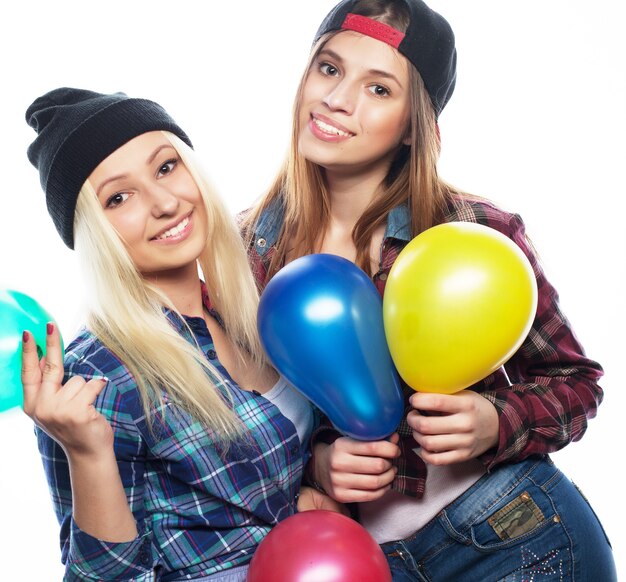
[144,262,204,317]
[325,167,387,227]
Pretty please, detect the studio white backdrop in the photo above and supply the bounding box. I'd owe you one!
[1,1,624,579]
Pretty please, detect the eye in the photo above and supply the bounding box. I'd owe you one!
[319,62,340,77]
[158,158,178,177]
[105,191,130,208]
[368,84,391,97]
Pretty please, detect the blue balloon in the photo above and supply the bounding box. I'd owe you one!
[258,254,404,441]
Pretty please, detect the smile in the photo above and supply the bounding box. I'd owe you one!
[312,117,353,137]
[308,113,355,143]
[153,215,191,241]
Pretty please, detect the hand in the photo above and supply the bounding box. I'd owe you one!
[297,486,351,516]
[313,434,400,504]
[21,323,112,459]
[407,390,499,465]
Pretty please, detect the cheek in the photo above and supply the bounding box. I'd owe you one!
[177,175,203,204]
[107,214,144,242]
[301,75,330,110]
[367,109,409,144]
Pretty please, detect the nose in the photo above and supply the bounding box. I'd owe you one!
[147,184,179,217]
[322,78,356,114]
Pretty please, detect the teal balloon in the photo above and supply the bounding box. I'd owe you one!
[0,289,61,413]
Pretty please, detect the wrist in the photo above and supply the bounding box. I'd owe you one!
[305,443,329,494]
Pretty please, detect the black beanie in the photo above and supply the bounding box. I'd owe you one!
[26,87,193,249]
[314,0,457,118]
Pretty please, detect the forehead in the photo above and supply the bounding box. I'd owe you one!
[319,30,409,79]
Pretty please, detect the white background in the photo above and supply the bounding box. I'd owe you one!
[1,1,624,579]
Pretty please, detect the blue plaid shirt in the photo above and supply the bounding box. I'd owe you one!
[36,296,311,581]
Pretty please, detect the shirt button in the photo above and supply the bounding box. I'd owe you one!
[290,444,299,455]
[206,349,216,359]
[257,237,267,248]
[139,550,151,565]
[379,272,388,281]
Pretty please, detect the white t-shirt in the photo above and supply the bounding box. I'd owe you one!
[262,376,314,446]
[359,454,486,543]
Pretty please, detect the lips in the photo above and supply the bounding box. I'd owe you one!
[309,113,355,141]
[152,214,191,241]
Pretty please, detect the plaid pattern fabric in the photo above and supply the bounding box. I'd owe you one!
[244,196,604,498]
[36,292,308,581]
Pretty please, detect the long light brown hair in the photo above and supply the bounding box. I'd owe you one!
[243,0,464,279]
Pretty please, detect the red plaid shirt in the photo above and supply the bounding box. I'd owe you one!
[242,196,604,498]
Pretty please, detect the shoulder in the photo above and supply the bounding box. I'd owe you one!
[64,329,146,428]
[445,195,526,238]
[236,207,253,232]
[64,329,132,394]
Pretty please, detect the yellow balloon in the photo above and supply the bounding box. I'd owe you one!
[383,222,538,393]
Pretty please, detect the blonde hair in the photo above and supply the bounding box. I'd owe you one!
[74,132,265,441]
[243,0,465,278]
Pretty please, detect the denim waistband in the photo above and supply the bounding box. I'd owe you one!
[440,456,557,533]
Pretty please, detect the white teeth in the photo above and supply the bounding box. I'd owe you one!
[156,216,190,240]
[313,118,351,137]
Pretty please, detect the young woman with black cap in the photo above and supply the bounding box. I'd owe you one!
[241,0,617,579]
[21,88,336,581]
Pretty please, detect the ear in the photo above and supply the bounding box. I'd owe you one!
[401,121,412,146]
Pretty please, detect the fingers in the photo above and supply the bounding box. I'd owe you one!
[21,330,45,414]
[22,321,108,422]
[71,378,108,409]
[418,448,465,466]
[334,435,401,460]
[329,470,396,503]
[40,323,65,387]
[409,392,450,412]
[407,403,476,435]
[322,436,400,503]
[21,331,42,404]
[331,465,397,491]
[22,323,64,411]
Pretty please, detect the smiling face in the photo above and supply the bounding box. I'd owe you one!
[89,131,207,280]
[297,31,412,179]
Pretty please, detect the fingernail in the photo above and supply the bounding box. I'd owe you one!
[47,323,54,335]
[22,331,29,343]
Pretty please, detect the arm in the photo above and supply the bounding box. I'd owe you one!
[481,213,603,466]
[405,210,604,468]
[23,326,152,580]
[22,325,136,540]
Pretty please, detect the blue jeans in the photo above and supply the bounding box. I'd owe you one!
[380,456,616,581]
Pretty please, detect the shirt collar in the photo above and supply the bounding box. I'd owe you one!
[164,281,219,334]
[254,198,412,252]
[253,198,285,256]
[385,204,411,241]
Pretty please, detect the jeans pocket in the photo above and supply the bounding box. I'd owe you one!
[469,485,569,552]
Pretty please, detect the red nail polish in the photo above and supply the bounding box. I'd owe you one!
[22,331,29,343]
[47,323,54,335]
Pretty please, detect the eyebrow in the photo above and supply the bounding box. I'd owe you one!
[95,143,176,197]
[317,48,405,88]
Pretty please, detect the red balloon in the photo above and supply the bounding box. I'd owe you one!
[247,510,391,582]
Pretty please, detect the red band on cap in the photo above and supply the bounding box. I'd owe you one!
[341,13,405,49]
